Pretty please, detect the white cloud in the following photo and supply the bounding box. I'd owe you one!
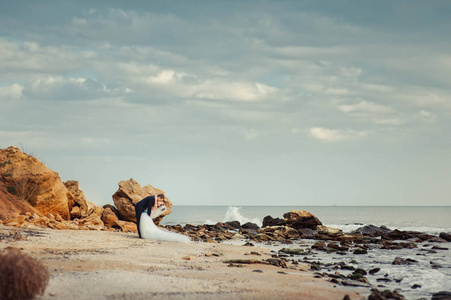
[373,118,405,125]
[0,84,23,99]
[25,76,124,101]
[336,100,394,114]
[309,127,367,143]
[419,110,437,123]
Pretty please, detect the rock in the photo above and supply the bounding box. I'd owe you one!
[102,207,119,228]
[262,215,286,227]
[298,228,316,239]
[0,146,74,220]
[392,257,418,265]
[312,241,326,250]
[225,221,240,229]
[115,220,137,233]
[351,225,392,236]
[242,222,260,230]
[283,210,322,230]
[368,288,405,300]
[439,232,451,242]
[369,267,380,275]
[432,245,449,251]
[70,206,81,219]
[353,248,368,255]
[112,178,172,224]
[86,205,104,219]
[64,180,88,219]
[316,225,343,237]
[432,291,451,300]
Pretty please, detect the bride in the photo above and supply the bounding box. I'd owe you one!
[139,205,190,243]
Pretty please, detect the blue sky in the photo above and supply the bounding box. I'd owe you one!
[1,1,450,206]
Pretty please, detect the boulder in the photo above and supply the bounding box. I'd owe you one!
[64,180,88,219]
[283,210,322,230]
[439,232,451,242]
[102,206,119,228]
[432,291,451,300]
[70,206,81,219]
[112,178,172,224]
[242,222,260,231]
[115,220,137,233]
[352,225,392,236]
[316,225,343,237]
[262,215,286,227]
[0,146,73,220]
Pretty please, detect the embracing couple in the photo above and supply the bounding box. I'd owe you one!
[134,194,190,243]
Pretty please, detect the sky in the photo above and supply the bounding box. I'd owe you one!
[1,1,450,207]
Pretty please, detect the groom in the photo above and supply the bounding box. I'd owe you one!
[135,194,165,238]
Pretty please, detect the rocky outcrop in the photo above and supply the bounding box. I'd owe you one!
[283,210,322,230]
[112,178,172,225]
[64,180,88,219]
[0,146,73,220]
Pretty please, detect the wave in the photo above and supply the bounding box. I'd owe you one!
[221,206,262,227]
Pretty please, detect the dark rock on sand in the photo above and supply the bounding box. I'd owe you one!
[368,288,405,300]
[225,221,241,229]
[262,215,286,227]
[439,232,451,242]
[432,245,449,251]
[351,225,392,236]
[242,222,260,230]
[369,267,380,275]
[432,291,451,300]
[353,248,368,255]
[392,257,418,265]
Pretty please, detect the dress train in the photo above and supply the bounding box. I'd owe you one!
[139,206,190,243]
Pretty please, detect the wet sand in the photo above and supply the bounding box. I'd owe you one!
[0,225,365,300]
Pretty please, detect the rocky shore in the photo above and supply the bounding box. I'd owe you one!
[1,146,450,299]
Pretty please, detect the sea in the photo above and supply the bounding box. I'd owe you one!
[162,206,451,299]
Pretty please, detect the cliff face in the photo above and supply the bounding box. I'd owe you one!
[0,146,73,220]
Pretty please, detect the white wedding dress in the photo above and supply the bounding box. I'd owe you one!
[139,205,190,243]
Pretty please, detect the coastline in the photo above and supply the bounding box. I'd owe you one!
[1,225,365,300]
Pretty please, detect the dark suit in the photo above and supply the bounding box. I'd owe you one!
[135,195,156,238]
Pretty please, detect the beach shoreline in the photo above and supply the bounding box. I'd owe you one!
[1,225,365,300]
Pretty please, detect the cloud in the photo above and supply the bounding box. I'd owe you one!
[336,100,394,114]
[309,127,368,142]
[24,76,128,101]
[0,84,23,99]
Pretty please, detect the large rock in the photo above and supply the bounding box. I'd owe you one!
[0,147,73,220]
[64,180,88,219]
[262,215,286,227]
[283,210,322,230]
[112,178,172,225]
[102,206,119,228]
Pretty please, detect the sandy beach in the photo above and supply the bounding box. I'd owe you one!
[1,225,365,300]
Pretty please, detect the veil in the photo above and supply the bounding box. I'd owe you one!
[140,205,190,243]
